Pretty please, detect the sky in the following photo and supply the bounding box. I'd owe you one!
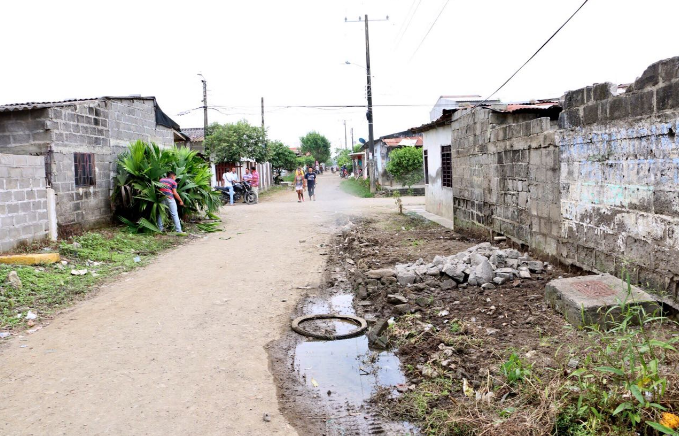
[2,0,679,151]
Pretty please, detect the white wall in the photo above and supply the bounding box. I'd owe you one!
[423,125,454,222]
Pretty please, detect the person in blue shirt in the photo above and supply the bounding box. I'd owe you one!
[305,167,317,201]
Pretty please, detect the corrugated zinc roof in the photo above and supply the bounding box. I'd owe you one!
[0,96,155,113]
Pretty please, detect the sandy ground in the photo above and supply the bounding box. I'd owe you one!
[0,174,424,436]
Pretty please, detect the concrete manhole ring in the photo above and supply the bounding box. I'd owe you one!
[291,314,368,340]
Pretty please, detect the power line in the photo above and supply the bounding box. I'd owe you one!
[408,0,451,62]
[474,0,590,108]
[395,0,422,48]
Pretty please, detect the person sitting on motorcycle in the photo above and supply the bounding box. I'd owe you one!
[241,168,252,203]
[222,167,239,206]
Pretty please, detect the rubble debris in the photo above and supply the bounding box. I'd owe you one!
[7,271,22,289]
[391,243,551,289]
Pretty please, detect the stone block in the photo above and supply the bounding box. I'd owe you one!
[656,81,679,112]
[658,57,679,83]
[632,61,660,91]
[583,103,599,125]
[545,274,660,328]
[608,96,630,120]
[593,82,617,101]
[564,88,586,109]
[629,90,654,118]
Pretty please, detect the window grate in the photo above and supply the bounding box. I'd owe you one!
[74,153,96,187]
[441,146,452,188]
[423,150,429,185]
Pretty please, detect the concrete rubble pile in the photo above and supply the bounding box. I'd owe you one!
[367,242,551,292]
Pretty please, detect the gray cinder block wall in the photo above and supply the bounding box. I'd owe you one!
[0,98,176,234]
[0,154,49,252]
[558,57,679,300]
[441,107,560,257]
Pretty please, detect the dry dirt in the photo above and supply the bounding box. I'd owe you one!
[0,174,424,436]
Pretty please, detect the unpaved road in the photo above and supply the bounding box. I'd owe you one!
[0,174,423,436]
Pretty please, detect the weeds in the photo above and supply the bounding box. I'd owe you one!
[340,178,374,198]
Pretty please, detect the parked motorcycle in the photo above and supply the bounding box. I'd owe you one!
[215,181,257,205]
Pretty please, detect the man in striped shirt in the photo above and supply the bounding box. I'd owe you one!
[250,166,260,203]
[157,171,184,233]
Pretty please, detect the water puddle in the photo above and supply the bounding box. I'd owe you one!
[293,294,406,405]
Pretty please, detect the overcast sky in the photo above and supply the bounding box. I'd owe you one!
[2,0,678,150]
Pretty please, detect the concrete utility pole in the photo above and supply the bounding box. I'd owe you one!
[345,14,387,193]
[344,120,348,150]
[199,74,208,137]
[351,127,354,150]
[261,97,265,131]
[364,14,376,192]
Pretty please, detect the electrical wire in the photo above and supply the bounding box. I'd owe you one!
[395,0,422,48]
[474,0,590,108]
[408,0,451,62]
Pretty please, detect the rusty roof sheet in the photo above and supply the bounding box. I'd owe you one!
[383,137,423,147]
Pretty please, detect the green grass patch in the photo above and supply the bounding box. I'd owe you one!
[340,178,374,198]
[0,229,179,328]
[282,173,296,183]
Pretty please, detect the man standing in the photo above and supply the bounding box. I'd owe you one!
[305,166,317,201]
[157,171,184,233]
[222,167,238,206]
[250,166,260,203]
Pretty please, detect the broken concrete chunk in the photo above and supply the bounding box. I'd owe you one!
[366,269,396,279]
[432,255,445,266]
[493,277,507,285]
[519,270,532,279]
[504,249,521,259]
[7,271,22,289]
[393,304,411,315]
[397,272,417,286]
[426,266,441,276]
[475,259,494,285]
[441,279,457,291]
[526,260,544,273]
[387,294,408,305]
[442,263,466,283]
[481,283,496,290]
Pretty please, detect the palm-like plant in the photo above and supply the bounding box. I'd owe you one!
[112,140,220,233]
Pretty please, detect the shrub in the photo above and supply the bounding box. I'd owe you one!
[386,146,423,188]
[112,141,220,232]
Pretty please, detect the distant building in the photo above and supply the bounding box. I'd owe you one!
[182,127,205,153]
[374,131,423,186]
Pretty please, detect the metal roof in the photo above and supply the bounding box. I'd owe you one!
[382,137,423,147]
[181,127,205,141]
[0,96,155,113]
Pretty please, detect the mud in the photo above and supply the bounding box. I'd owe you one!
[268,221,416,436]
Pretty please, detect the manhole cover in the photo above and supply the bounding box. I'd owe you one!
[571,280,616,298]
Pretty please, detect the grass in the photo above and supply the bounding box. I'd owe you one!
[0,229,180,328]
[340,178,374,198]
[282,173,295,183]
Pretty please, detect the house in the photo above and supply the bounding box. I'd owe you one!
[348,150,367,178]
[182,127,205,153]
[374,131,423,186]
[413,100,561,239]
[429,95,500,122]
[0,96,187,238]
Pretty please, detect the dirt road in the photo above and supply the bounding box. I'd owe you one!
[0,174,423,436]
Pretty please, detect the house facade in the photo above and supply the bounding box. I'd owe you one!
[374,132,423,186]
[0,96,186,237]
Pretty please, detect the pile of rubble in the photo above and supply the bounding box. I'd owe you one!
[367,242,551,291]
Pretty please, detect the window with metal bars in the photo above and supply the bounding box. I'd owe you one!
[423,150,429,184]
[74,153,96,187]
[441,145,452,188]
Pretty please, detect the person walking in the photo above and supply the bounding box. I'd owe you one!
[250,166,260,203]
[305,166,317,201]
[222,167,239,206]
[294,167,306,202]
[157,171,184,233]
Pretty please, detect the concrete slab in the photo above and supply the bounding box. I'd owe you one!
[0,253,60,265]
[545,274,660,328]
[404,206,454,230]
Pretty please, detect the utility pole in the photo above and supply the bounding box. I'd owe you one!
[343,120,348,150]
[261,97,265,132]
[345,14,387,193]
[199,74,208,138]
[351,127,354,150]
[364,14,376,192]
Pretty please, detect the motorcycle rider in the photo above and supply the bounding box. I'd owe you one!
[222,167,239,206]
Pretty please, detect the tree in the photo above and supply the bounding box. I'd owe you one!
[386,146,424,189]
[334,148,353,172]
[204,120,267,163]
[300,131,331,164]
[296,155,315,169]
[267,140,297,180]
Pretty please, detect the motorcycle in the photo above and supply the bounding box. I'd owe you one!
[215,181,257,205]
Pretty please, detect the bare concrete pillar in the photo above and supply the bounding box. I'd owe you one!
[46,188,57,241]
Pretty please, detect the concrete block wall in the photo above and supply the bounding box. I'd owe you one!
[0,109,52,154]
[0,153,49,252]
[558,56,679,300]
[46,99,175,230]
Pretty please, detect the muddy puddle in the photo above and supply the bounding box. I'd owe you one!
[294,294,405,405]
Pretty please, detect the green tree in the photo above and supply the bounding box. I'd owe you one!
[296,155,315,168]
[267,140,297,180]
[204,120,267,163]
[386,146,424,188]
[334,148,353,172]
[300,131,331,164]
